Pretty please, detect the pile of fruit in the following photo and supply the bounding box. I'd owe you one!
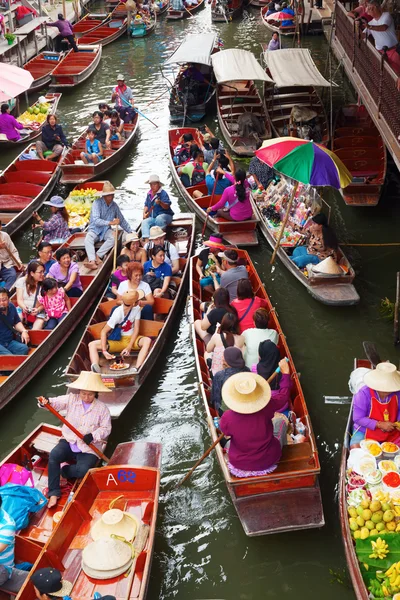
[65,187,98,229]
[348,491,400,540]
[17,100,52,129]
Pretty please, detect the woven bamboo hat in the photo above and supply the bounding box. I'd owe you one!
[82,537,133,580]
[91,508,139,542]
[221,372,271,414]
[313,256,343,275]
[121,290,145,305]
[68,371,112,393]
[95,182,116,196]
[364,362,400,393]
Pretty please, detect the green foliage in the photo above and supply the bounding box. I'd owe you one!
[380,297,395,321]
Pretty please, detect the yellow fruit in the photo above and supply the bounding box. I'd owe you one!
[349,518,359,531]
[353,530,361,539]
[386,521,396,531]
[372,511,384,523]
[357,516,365,527]
[361,499,371,509]
[366,520,375,530]
[382,503,392,512]
[384,510,395,522]
[363,509,373,521]
[370,500,382,513]
[360,527,370,540]
[376,522,386,531]
[357,506,365,516]
[370,529,379,536]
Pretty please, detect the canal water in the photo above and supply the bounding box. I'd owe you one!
[1,7,400,599]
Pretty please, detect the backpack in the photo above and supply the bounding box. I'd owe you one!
[176,144,190,165]
[191,162,205,186]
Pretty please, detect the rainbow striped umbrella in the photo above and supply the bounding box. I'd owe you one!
[255,137,353,189]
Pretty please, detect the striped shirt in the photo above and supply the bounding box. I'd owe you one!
[0,508,16,577]
[48,393,112,456]
[88,198,132,241]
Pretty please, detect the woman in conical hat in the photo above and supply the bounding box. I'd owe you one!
[38,371,112,509]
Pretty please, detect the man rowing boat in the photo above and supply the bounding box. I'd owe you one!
[111,74,135,124]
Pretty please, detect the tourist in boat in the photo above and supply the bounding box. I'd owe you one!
[280,2,295,25]
[178,150,208,188]
[15,261,46,330]
[211,248,249,301]
[98,102,111,114]
[32,196,69,244]
[36,242,56,275]
[196,234,226,294]
[250,341,292,412]
[243,308,279,368]
[0,288,29,356]
[266,0,275,15]
[207,169,253,222]
[46,14,79,52]
[84,182,133,271]
[141,175,174,242]
[211,347,250,413]
[202,136,225,165]
[80,128,103,165]
[143,246,174,299]
[232,279,268,333]
[364,0,400,78]
[171,0,185,10]
[206,152,235,196]
[38,278,71,330]
[267,32,281,51]
[350,362,400,448]
[0,495,30,593]
[36,114,69,161]
[121,232,147,265]
[144,226,180,275]
[111,74,135,124]
[0,228,22,290]
[194,286,237,345]
[248,142,275,190]
[205,312,245,376]
[38,371,112,508]
[31,567,73,600]
[348,0,372,24]
[173,132,194,165]
[291,213,339,269]
[109,110,124,141]
[88,112,111,150]
[48,248,83,298]
[106,255,130,299]
[219,372,288,478]
[89,290,152,374]
[116,262,154,319]
[0,104,26,142]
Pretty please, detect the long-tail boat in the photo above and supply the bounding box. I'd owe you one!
[0,232,117,412]
[188,246,325,536]
[0,143,63,237]
[0,538,42,599]
[15,440,161,600]
[23,52,65,93]
[333,104,387,207]
[167,0,205,19]
[157,0,170,14]
[50,45,102,88]
[261,4,296,35]
[65,214,195,418]
[0,93,62,150]
[168,127,259,247]
[211,0,243,21]
[72,12,111,36]
[130,11,157,37]
[60,114,139,184]
[77,16,128,46]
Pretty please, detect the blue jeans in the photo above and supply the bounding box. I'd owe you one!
[45,313,67,330]
[350,429,365,446]
[116,106,135,124]
[142,214,173,238]
[0,339,28,355]
[48,439,98,498]
[181,174,191,188]
[0,266,17,290]
[291,246,320,269]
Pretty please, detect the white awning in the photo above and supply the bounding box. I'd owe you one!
[264,48,332,87]
[211,49,274,84]
[165,33,217,66]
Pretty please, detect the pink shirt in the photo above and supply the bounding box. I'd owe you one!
[0,113,24,141]
[39,288,68,319]
[210,173,253,221]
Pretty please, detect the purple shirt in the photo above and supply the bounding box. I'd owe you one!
[48,261,83,291]
[210,173,253,221]
[0,113,24,141]
[70,401,93,452]
[220,396,283,471]
[47,18,73,36]
[352,385,400,433]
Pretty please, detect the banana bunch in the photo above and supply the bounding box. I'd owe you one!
[393,505,400,516]
[70,188,98,198]
[370,538,389,560]
[385,562,400,593]
[373,490,391,504]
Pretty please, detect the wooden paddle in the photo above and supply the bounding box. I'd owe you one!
[362,341,382,368]
[37,397,110,463]
[201,175,219,240]
[270,181,298,265]
[113,226,119,271]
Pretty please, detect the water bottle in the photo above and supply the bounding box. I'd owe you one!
[213,416,220,429]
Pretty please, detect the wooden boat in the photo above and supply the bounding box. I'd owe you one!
[60,114,139,184]
[188,247,324,536]
[0,143,63,237]
[73,12,111,36]
[250,178,360,306]
[65,214,195,418]
[211,0,243,21]
[261,4,296,35]
[0,538,42,600]
[50,45,102,88]
[168,127,259,247]
[167,0,205,19]
[23,52,65,93]
[130,11,157,37]
[0,232,117,412]
[249,0,269,7]
[0,93,62,150]
[157,0,170,14]
[15,440,161,600]
[77,16,128,46]
[333,104,387,207]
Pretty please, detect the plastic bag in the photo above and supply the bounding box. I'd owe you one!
[0,463,34,487]
[0,483,47,530]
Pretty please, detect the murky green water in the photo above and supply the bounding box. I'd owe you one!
[1,7,400,599]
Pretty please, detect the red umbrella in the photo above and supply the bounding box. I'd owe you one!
[266,10,295,20]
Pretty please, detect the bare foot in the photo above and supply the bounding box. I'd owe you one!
[95,255,103,265]
[84,261,98,270]
[47,496,58,509]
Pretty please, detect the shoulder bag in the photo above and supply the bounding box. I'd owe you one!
[108,307,133,341]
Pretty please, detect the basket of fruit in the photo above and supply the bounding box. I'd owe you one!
[65,187,99,230]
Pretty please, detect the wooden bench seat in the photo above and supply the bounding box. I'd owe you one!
[88,319,164,340]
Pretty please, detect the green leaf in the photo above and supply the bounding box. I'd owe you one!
[356,533,400,572]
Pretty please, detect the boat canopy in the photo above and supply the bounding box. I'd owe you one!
[265,48,332,88]
[165,33,217,66]
[211,49,274,84]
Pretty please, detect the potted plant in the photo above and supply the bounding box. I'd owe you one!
[5,32,16,45]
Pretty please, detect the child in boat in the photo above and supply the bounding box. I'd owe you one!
[81,129,103,165]
[38,277,71,330]
[106,255,130,299]
[109,110,124,141]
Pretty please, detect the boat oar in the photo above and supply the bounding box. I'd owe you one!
[201,175,219,240]
[362,341,382,368]
[37,397,110,463]
[113,226,119,271]
[184,5,194,17]
[133,107,158,128]
[145,88,169,108]
[270,181,298,265]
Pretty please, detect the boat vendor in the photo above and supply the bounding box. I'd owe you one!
[291,213,339,269]
[84,182,132,271]
[0,104,29,142]
[219,372,288,478]
[38,371,112,508]
[0,227,22,290]
[0,288,29,357]
[350,362,400,448]
[111,75,135,124]
[248,142,276,190]
[31,568,73,600]
[46,14,79,52]
[36,114,69,162]
[32,196,69,244]
[206,169,253,222]
[141,175,174,242]
[0,495,30,593]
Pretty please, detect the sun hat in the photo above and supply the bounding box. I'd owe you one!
[95,181,116,196]
[68,371,112,393]
[149,226,167,240]
[203,133,212,143]
[117,73,125,80]
[124,232,140,245]
[312,256,343,275]
[91,508,139,542]
[44,195,65,209]
[122,290,145,305]
[224,347,245,369]
[82,537,133,580]
[218,249,238,264]
[145,174,165,186]
[363,362,400,393]
[221,372,271,414]
[204,234,225,249]
[30,568,73,597]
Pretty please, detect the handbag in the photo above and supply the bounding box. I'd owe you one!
[142,272,163,292]
[108,306,133,342]
[0,311,22,343]
[238,297,255,323]
[26,286,40,324]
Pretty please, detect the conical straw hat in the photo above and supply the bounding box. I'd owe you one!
[313,256,343,275]
[221,372,271,414]
[68,371,112,393]
[91,509,139,542]
[364,362,400,393]
[82,537,132,577]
